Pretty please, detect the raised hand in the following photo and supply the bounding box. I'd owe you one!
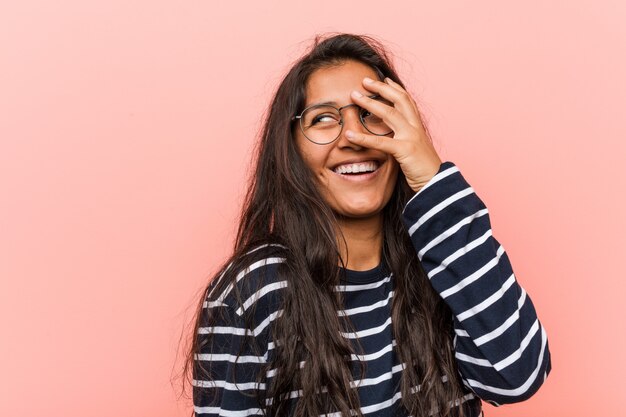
[346,77,442,193]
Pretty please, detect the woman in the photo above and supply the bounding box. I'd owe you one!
[184,33,551,417]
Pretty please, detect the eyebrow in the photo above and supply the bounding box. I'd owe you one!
[306,94,379,108]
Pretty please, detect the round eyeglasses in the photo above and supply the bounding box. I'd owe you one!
[291,94,394,145]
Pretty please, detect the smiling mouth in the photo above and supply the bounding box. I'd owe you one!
[332,160,381,175]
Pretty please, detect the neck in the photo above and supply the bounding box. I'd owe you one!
[336,213,383,271]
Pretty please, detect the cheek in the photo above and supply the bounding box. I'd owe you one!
[387,160,400,183]
[300,152,318,171]
[294,144,332,192]
[384,162,400,195]
[296,142,328,175]
[295,135,314,167]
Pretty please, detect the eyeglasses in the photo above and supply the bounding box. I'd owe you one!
[291,94,393,145]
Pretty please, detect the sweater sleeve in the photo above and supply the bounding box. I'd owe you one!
[401,161,551,405]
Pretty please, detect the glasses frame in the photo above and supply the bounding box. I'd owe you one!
[291,94,394,145]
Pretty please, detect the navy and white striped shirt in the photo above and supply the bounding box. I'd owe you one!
[193,161,552,416]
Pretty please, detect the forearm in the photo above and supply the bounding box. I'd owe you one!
[401,161,551,404]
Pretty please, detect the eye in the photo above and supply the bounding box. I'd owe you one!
[310,112,340,126]
[302,105,341,129]
[361,109,384,123]
[313,114,334,123]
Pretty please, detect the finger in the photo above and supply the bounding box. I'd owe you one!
[344,129,400,156]
[384,78,429,137]
[360,77,422,127]
[350,90,408,133]
[384,78,420,119]
[360,78,416,124]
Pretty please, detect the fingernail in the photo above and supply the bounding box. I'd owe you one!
[345,130,355,138]
[363,77,374,84]
[351,90,363,98]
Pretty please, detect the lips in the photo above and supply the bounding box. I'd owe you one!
[333,160,379,174]
[331,158,385,174]
[328,159,385,184]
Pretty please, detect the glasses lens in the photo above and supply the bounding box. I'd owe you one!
[300,105,341,144]
[361,96,393,135]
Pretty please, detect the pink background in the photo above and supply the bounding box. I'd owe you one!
[1,1,625,416]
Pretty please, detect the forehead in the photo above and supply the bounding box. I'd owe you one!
[304,60,380,106]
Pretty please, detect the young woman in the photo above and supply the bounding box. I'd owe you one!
[184,33,551,417]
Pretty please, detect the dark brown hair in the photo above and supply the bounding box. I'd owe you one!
[182,33,466,417]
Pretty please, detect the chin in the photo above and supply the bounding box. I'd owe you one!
[334,202,386,219]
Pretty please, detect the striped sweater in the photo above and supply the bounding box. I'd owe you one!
[193,161,552,416]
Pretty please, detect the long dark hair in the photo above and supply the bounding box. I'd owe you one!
[182,33,466,417]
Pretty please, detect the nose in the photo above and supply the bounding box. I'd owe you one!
[337,105,366,150]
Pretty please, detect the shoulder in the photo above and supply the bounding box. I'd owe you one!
[206,242,290,319]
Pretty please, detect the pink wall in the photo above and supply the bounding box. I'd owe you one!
[1,1,625,416]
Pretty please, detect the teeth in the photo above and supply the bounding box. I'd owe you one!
[334,161,379,174]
